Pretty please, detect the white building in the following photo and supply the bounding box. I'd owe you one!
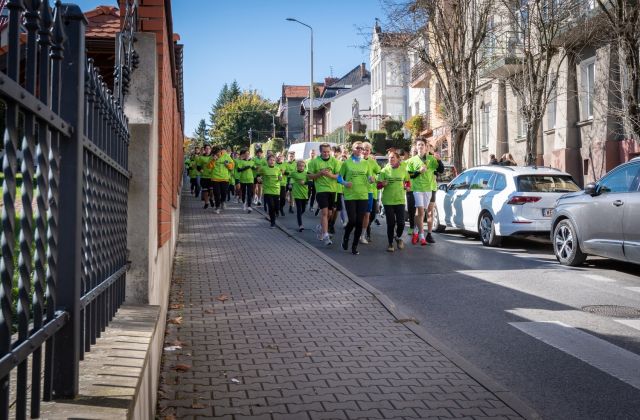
[370,22,410,130]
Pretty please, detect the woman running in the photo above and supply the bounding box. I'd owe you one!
[377,152,410,252]
[257,154,282,228]
[235,148,255,213]
[289,159,309,232]
[339,141,374,255]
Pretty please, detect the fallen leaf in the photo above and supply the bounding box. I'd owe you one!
[216,294,230,302]
[304,352,313,357]
[191,401,207,409]
[173,364,191,372]
[168,316,183,325]
[265,344,279,350]
[394,318,420,324]
[169,303,183,310]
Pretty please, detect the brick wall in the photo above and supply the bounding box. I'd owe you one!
[129,0,184,247]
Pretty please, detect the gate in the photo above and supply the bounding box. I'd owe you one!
[0,0,136,418]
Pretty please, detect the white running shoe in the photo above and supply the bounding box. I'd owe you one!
[323,235,333,246]
[247,207,252,213]
[215,209,220,214]
[359,235,369,244]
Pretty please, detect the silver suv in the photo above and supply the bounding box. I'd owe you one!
[551,157,640,266]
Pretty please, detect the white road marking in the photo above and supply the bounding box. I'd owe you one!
[615,319,640,333]
[582,273,616,283]
[510,321,640,390]
[626,287,640,294]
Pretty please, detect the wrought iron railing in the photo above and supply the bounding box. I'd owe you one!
[0,1,135,418]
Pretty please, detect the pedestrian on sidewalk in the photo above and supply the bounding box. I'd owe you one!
[257,154,282,228]
[289,159,309,232]
[377,151,410,252]
[235,148,255,213]
[339,141,374,255]
[307,143,340,246]
[406,138,439,246]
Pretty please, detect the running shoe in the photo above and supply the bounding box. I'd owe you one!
[365,234,372,243]
[215,209,220,214]
[323,235,332,246]
[351,249,359,255]
[298,226,304,232]
[247,207,252,214]
[203,203,209,209]
[426,233,436,244]
[387,244,395,252]
[359,236,369,244]
[420,235,427,246]
[396,237,405,250]
[270,223,276,229]
[314,208,320,216]
[411,232,419,245]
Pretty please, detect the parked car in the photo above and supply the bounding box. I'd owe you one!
[375,155,388,169]
[287,141,336,160]
[433,165,581,246]
[551,157,640,266]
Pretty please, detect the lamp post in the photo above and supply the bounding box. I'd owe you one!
[286,17,313,142]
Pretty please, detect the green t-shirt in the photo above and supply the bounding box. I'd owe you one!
[378,164,410,205]
[253,156,267,174]
[406,154,438,192]
[186,157,199,178]
[364,157,381,194]
[289,169,309,200]
[212,152,234,181]
[197,155,214,179]
[235,159,255,184]
[339,157,372,200]
[259,165,281,195]
[275,162,288,189]
[307,156,340,193]
[285,160,297,183]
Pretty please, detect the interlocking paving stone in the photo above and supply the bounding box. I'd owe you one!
[156,195,524,419]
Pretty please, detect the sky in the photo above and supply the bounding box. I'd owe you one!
[73,0,387,137]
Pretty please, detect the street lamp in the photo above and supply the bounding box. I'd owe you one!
[286,17,314,142]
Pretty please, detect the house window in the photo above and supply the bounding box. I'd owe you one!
[547,73,557,129]
[481,102,491,148]
[386,61,402,86]
[581,58,595,119]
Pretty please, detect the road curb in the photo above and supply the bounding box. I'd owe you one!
[256,207,541,420]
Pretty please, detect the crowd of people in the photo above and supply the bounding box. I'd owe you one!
[184,139,445,255]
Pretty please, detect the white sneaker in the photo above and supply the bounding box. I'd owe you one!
[242,204,247,212]
[247,207,252,213]
[215,209,220,214]
[359,235,369,244]
[323,235,333,246]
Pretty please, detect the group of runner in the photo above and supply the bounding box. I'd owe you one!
[184,138,444,255]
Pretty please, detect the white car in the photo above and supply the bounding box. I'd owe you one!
[433,165,581,246]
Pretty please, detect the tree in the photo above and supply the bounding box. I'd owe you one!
[498,0,589,165]
[212,91,277,148]
[193,118,208,146]
[209,80,242,135]
[384,0,494,172]
[381,118,404,137]
[405,114,424,138]
[596,0,640,142]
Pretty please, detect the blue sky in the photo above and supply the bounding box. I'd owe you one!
[73,0,386,136]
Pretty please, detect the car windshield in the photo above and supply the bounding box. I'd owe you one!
[516,175,580,193]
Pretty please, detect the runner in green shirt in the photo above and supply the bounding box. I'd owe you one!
[285,151,297,214]
[197,144,214,208]
[289,160,309,232]
[275,154,288,217]
[252,149,267,206]
[338,141,374,255]
[406,138,439,246]
[378,151,410,252]
[257,154,282,228]
[210,147,235,213]
[329,145,346,234]
[362,142,381,243]
[307,144,340,246]
[235,149,256,212]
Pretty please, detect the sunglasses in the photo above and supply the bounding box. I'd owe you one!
[354,146,363,150]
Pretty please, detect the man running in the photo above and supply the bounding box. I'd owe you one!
[257,154,282,228]
[377,151,410,252]
[197,144,214,209]
[306,143,340,246]
[289,159,309,232]
[235,148,255,213]
[211,146,235,214]
[406,138,439,246]
[339,141,374,255]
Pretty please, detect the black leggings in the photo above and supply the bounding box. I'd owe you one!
[406,191,416,230]
[212,181,228,209]
[384,204,405,245]
[366,199,378,236]
[309,183,316,208]
[280,186,287,212]
[264,194,279,225]
[295,198,307,226]
[343,199,368,251]
[241,183,254,205]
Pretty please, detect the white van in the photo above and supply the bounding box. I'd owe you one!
[287,142,337,160]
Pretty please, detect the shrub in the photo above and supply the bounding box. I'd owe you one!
[346,133,366,149]
[381,119,403,137]
[404,115,424,139]
[368,131,387,154]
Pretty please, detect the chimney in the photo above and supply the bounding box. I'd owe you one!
[360,63,366,79]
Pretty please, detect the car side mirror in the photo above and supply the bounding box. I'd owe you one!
[584,182,598,196]
[438,184,448,192]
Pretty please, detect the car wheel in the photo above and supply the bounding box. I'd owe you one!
[553,219,587,266]
[479,212,501,247]
[432,206,446,233]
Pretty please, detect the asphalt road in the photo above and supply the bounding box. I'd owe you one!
[269,203,640,420]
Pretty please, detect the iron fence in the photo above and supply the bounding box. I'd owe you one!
[0,1,135,418]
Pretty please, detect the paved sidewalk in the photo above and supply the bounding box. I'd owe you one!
[157,194,527,420]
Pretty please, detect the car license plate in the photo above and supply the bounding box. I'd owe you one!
[542,208,553,217]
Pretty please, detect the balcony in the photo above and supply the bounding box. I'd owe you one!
[479,32,524,79]
[410,61,429,88]
[553,0,607,46]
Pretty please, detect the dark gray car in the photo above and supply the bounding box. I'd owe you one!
[551,157,640,266]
